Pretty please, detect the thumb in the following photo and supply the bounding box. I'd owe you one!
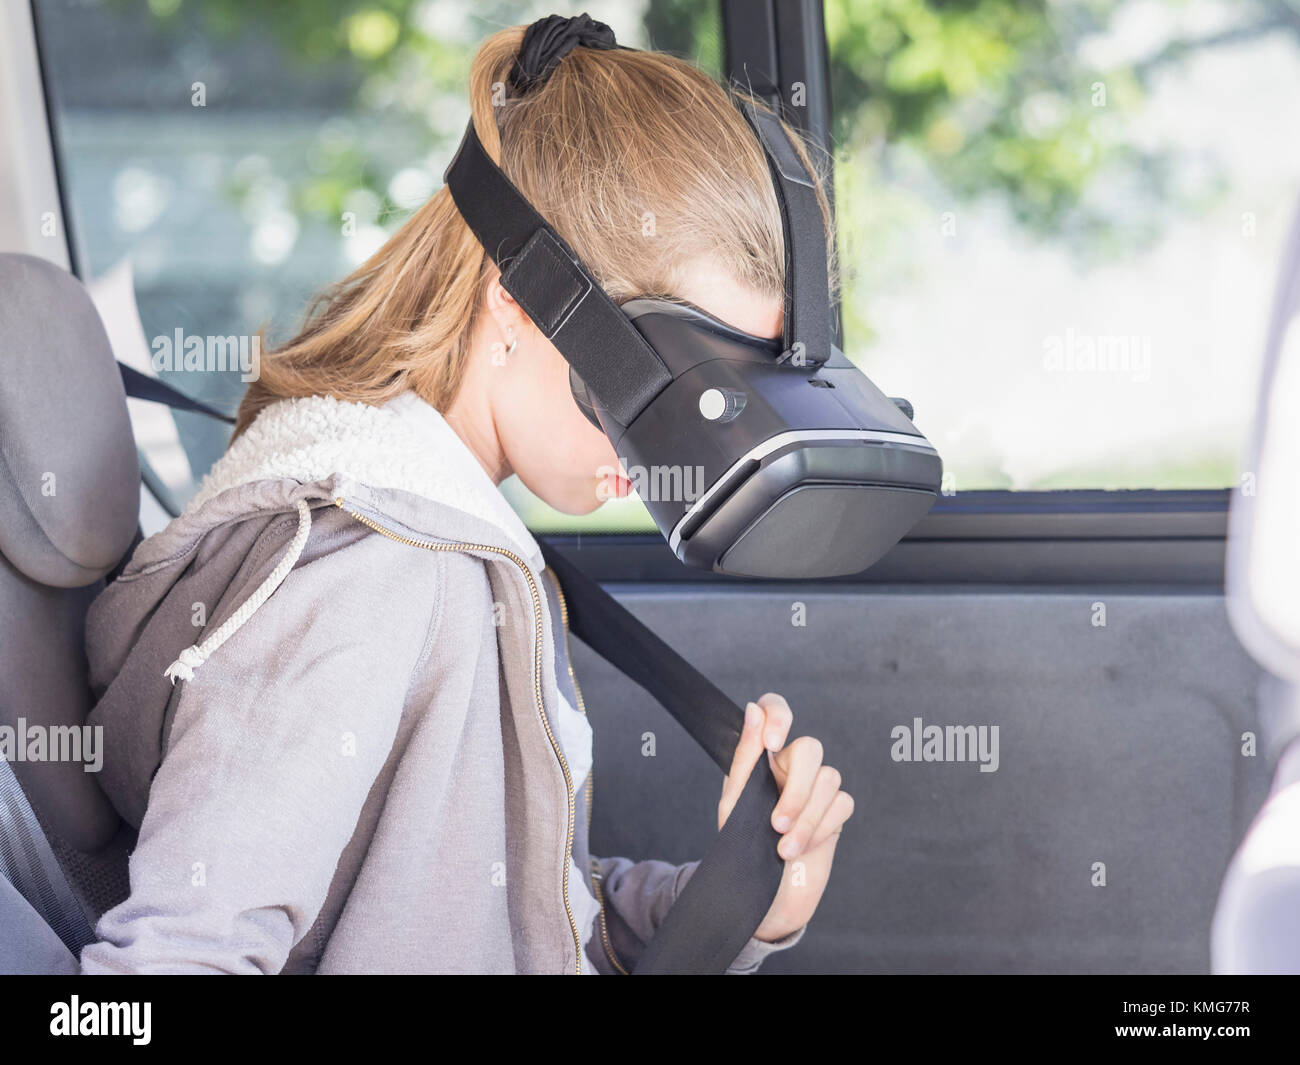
[719,701,766,829]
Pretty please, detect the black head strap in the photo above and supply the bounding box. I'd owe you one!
[443,122,672,426]
[739,101,832,367]
[444,29,833,422]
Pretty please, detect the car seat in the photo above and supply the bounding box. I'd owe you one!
[0,253,139,973]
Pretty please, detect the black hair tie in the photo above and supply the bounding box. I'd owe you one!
[508,13,619,96]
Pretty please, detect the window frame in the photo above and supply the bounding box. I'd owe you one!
[543,489,1230,587]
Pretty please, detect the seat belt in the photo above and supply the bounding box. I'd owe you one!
[118,362,236,424]
[540,543,786,974]
[118,367,789,974]
[0,758,96,957]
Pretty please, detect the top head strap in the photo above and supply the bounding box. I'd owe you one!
[739,101,832,367]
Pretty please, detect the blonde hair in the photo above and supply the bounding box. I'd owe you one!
[234,25,837,438]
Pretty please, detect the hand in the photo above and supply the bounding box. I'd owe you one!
[718,692,854,943]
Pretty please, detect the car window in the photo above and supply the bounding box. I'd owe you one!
[827,0,1300,492]
[36,0,1290,532]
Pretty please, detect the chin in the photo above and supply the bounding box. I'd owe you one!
[553,495,606,517]
[548,480,608,516]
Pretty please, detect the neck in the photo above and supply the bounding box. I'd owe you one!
[443,328,513,486]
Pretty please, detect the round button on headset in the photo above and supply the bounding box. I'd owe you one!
[699,388,746,422]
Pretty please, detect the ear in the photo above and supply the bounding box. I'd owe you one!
[483,271,531,337]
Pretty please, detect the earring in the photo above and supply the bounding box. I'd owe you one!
[505,328,518,358]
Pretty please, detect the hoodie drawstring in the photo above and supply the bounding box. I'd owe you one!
[164,499,313,684]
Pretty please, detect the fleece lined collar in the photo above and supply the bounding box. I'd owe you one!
[185,391,543,573]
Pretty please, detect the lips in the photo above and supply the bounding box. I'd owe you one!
[594,465,634,502]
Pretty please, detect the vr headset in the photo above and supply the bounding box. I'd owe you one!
[444,96,942,578]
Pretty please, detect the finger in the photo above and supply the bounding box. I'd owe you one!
[756,692,793,753]
[719,701,767,827]
[778,764,842,860]
[769,734,823,835]
[805,789,855,852]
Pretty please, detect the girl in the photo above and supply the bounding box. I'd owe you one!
[80,14,854,975]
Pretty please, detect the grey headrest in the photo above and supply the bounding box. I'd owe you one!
[0,254,139,588]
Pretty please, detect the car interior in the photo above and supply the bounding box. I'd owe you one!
[1,0,1298,981]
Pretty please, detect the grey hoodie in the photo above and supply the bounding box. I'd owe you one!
[79,393,802,974]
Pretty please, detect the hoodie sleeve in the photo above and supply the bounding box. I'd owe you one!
[80,525,443,975]
[589,855,806,975]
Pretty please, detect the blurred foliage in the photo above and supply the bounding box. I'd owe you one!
[820,0,1300,356]
[122,0,722,231]
[644,0,723,72]
[826,0,1297,248]
[120,0,1300,257]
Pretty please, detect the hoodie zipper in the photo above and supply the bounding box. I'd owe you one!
[544,568,629,976]
[334,498,583,974]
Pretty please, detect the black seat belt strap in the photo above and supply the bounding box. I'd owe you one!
[540,541,786,975]
[118,362,236,425]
